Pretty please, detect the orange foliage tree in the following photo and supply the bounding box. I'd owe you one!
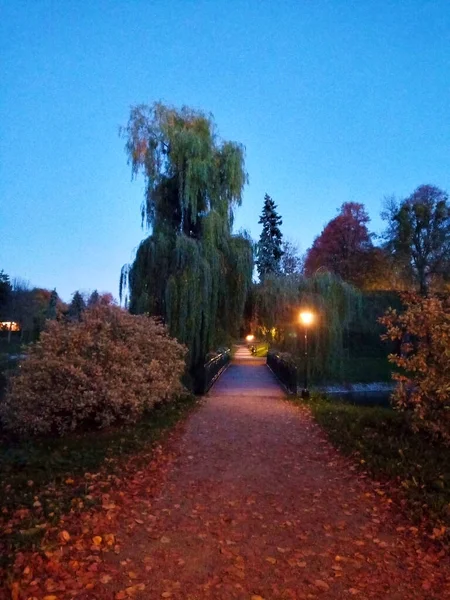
[0,305,186,436]
[380,293,450,443]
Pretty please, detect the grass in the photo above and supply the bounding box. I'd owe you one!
[340,356,392,383]
[253,342,269,357]
[0,393,198,567]
[296,393,450,537]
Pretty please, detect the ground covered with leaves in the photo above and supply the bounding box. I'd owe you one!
[2,360,450,599]
[302,395,450,542]
[0,395,197,589]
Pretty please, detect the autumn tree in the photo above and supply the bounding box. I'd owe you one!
[382,185,450,295]
[256,194,284,280]
[120,102,253,368]
[380,293,450,443]
[304,202,374,286]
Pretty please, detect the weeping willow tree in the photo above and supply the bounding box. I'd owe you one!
[252,272,361,381]
[120,102,253,369]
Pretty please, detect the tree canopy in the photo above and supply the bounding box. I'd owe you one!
[120,102,253,368]
[382,185,450,295]
[304,202,375,287]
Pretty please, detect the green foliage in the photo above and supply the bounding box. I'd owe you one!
[253,272,361,381]
[380,293,450,444]
[382,185,450,295]
[121,102,253,368]
[1,305,187,436]
[301,394,450,535]
[256,194,284,280]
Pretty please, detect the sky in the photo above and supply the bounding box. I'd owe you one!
[1,0,450,301]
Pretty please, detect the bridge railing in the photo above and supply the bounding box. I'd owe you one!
[195,348,231,394]
[267,350,298,394]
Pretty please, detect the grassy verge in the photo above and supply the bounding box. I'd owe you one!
[253,343,269,357]
[0,393,198,568]
[296,394,450,539]
[340,356,392,383]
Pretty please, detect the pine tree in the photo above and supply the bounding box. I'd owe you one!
[88,290,100,307]
[256,194,284,280]
[68,291,86,321]
[46,289,58,320]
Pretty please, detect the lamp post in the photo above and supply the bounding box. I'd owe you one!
[299,310,314,398]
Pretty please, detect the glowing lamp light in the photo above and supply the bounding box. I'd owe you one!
[1,321,20,331]
[299,311,314,326]
[246,334,255,342]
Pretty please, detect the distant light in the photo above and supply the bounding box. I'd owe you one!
[1,321,20,331]
[299,311,314,326]
[246,334,255,342]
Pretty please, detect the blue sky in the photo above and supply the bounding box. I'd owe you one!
[1,0,450,301]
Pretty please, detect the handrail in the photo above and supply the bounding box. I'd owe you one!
[195,348,231,394]
[267,350,298,394]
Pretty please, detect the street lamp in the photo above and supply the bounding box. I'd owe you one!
[299,310,314,398]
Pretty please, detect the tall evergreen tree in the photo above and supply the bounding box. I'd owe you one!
[120,102,253,368]
[256,194,284,280]
[0,270,12,320]
[88,290,100,307]
[68,291,86,321]
[46,289,58,320]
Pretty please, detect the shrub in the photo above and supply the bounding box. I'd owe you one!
[0,305,187,436]
[380,293,450,444]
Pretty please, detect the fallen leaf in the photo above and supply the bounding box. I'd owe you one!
[93,536,102,546]
[59,530,70,543]
[314,580,330,591]
[11,582,20,600]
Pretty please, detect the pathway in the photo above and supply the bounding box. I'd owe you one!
[11,345,450,599]
[98,345,449,599]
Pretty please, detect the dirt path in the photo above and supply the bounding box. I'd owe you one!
[9,347,450,599]
[85,347,448,599]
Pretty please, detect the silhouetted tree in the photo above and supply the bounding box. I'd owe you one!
[68,291,86,321]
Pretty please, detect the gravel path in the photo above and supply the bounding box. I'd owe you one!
[96,347,450,599]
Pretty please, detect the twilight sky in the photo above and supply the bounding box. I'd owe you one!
[1,0,450,301]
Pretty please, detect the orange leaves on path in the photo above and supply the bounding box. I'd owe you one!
[3,365,450,599]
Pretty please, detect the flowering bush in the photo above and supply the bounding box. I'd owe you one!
[0,305,186,436]
[380,293,450,443]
